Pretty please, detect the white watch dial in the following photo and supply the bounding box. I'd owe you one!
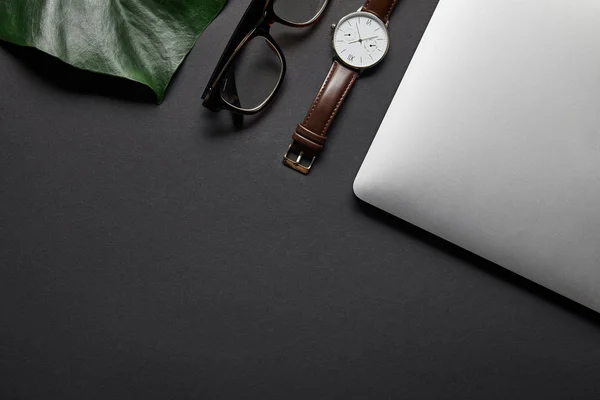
[333,12,389,69]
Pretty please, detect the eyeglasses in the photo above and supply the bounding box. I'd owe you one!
[202,0,329,115]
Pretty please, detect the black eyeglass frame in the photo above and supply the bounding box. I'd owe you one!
[202,0,329,115]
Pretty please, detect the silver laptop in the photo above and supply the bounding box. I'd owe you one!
[354,0,600,312]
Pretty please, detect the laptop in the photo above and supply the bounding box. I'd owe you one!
[354,0,600,312]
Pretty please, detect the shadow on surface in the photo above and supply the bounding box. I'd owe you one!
[1,42,157,104]
[354,197,600,327]
[199,93,282,137]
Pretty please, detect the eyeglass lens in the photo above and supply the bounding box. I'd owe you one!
[221,36,283,111]
[273,0,328,25]
[216,0,329,112]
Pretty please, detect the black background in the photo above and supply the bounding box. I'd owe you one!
[2,1,600,399]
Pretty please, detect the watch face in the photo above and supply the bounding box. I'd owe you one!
[333,12,390,69]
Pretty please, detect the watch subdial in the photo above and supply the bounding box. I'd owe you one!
[363,38,379,54]
[339,29,357,44]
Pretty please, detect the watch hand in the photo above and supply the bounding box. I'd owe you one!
[348,36,378,44]
[356,22,362,41]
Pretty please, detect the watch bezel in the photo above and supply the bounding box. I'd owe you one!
[332,11,390,71]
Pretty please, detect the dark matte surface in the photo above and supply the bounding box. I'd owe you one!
[1,1,600,399]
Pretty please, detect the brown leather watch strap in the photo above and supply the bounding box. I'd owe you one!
[283,60,358,174]
[362,0,399,23]
[283,0,398,175]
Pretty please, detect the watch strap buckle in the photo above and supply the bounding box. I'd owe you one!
[283,144,316,175]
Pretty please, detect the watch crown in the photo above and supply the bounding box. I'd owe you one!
[331,23,336,30]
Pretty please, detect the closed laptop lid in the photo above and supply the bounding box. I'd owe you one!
[354,0,600,312]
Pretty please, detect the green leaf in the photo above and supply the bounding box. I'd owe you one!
[0,0,227,102]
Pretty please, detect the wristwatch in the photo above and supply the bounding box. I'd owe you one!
[283,0,398,174]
